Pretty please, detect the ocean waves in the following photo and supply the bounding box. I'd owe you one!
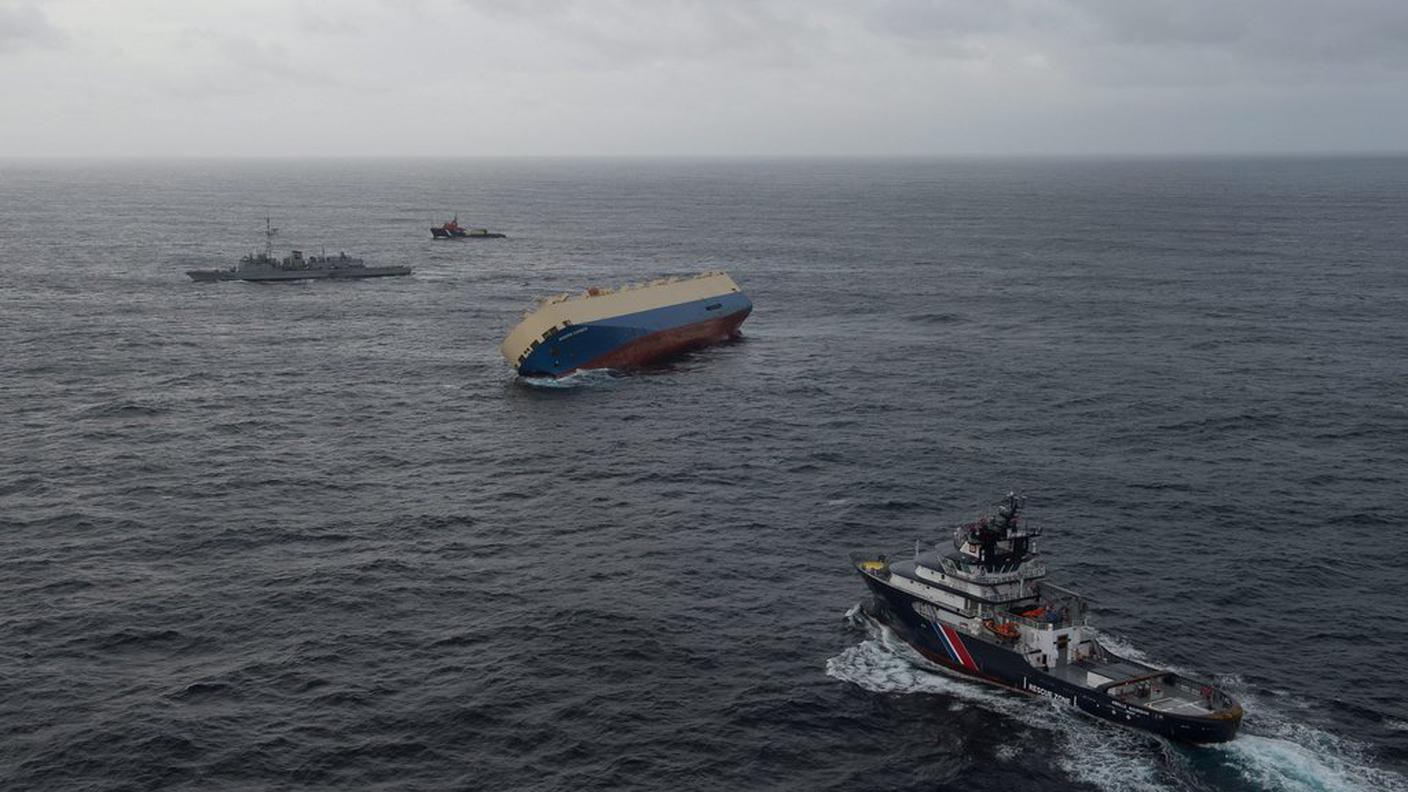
[3,157,1407,790]
[829,608,1408,792]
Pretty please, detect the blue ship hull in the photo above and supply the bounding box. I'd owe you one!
[860,571,1242,743]
[518,291,753,377]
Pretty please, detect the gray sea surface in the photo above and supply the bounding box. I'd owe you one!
[2,157,1406,791]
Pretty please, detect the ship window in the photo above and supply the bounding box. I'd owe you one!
[705,302,722,311]
[529,340,539,351]
[542,328,555,341]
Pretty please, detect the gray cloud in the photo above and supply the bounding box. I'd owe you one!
[1,0,1406,156]
[1073,0,1408,71]
[862,0,1408,83]
[0,1,64,53]
[868,0,1041,39]
[459,0,836,70]
[456,0,1408,84]
[181,27,336,85]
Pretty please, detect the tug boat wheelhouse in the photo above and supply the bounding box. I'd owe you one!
[852,494,1242,743]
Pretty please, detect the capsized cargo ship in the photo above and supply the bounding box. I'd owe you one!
[501,271,751,377]
[851,493,1243,743]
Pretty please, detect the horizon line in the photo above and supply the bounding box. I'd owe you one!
[4,150,1408,163]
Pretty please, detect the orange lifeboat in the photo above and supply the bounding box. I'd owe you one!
[983,619,1020,640]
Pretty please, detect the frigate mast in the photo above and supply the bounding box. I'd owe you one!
[263,217,278,258]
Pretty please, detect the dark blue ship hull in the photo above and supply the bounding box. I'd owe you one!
[518,291,753,377]
[859,571,1242,744]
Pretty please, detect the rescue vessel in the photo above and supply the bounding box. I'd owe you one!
[431,215,505,239]
[851,493,1243,743]
[500,272,751,377]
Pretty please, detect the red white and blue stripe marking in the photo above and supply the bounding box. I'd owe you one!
[930,622,980,672]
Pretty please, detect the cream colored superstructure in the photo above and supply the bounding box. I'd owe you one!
[499,271,743,368]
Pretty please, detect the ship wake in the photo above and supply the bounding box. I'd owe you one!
[516,368,621,389]
[827,605,1405,792]
[1213,709,1408,792]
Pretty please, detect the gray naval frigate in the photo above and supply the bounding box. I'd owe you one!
[186,219,412,282]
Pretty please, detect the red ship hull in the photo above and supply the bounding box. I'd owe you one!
[577,308,750,373]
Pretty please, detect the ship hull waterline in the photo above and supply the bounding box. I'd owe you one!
[856,568,1242,744]
[431,230,506,239]
[519,307,750,378]
[186,268,412,282]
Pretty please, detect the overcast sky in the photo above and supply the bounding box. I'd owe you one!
[3,0,1407,157]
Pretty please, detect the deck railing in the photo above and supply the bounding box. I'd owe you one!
[534,271,728,308]
[985,586,1087,631]
[931,554,1047,584]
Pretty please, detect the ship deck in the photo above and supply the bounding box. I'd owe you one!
[1143,696,1216,716]
[1070,657,1152,683]
[1041,658,1143,688]
[1055,655,1224,717]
